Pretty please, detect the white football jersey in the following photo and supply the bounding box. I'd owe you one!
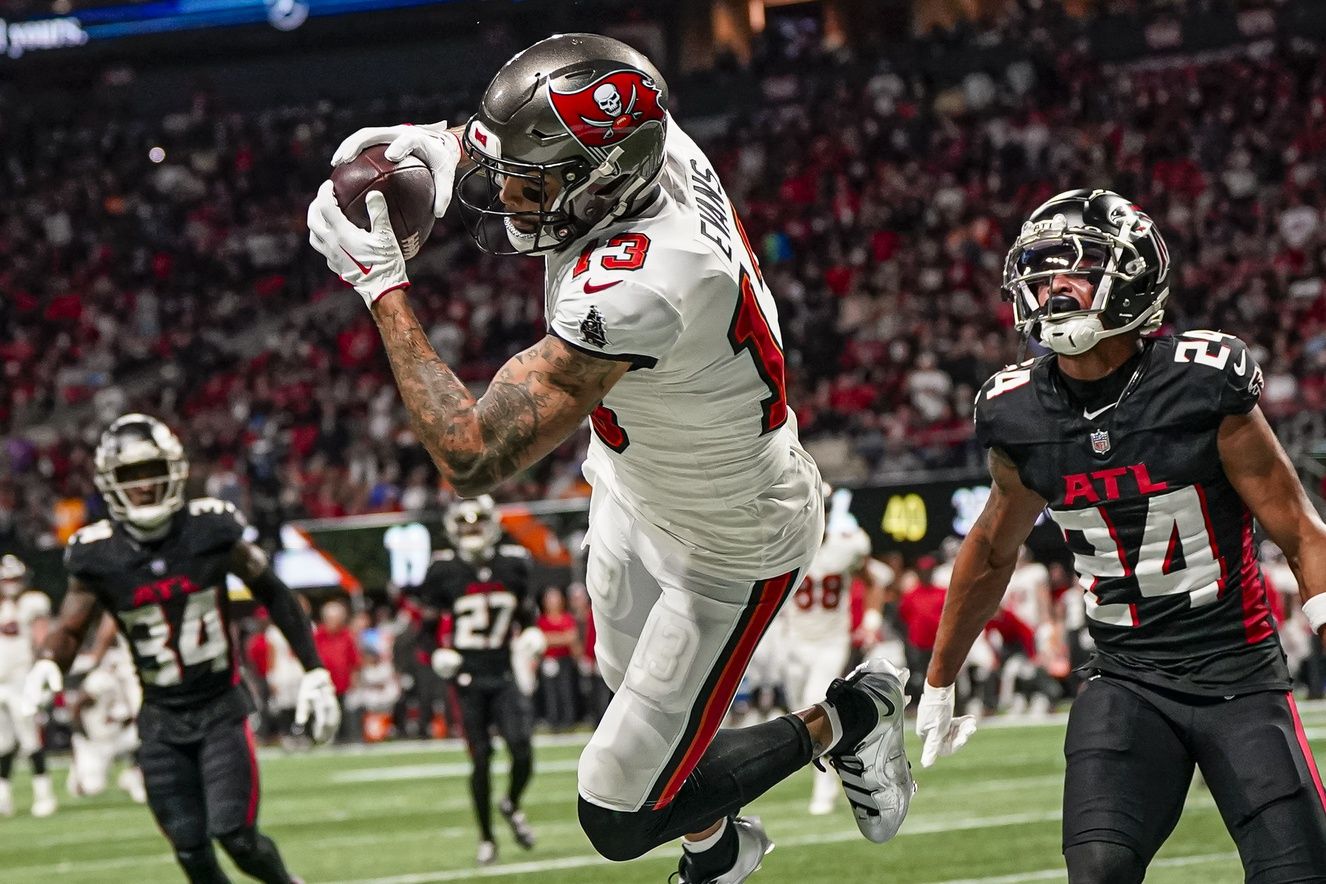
[545,119,821,578]
[0,591,50,682]
[783,527,872,644]
[79,645,141,743]
[1003,562,1050,628]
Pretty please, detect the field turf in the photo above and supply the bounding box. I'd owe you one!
[5,704,1324,883]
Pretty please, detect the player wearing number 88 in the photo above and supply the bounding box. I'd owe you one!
[310,32,914,883]
[778,492,891,817]
[26,414,338,884]
[918,189,1326,882]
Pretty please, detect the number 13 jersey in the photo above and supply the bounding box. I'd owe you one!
[542,119,822,580]
[974,331,1290,696]
[64,499,246,710]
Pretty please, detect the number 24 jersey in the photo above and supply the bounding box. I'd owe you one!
[975,331,1289,696]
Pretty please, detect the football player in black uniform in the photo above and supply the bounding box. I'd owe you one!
[414,495,543,866]
[916,190,1326,883]
[22,414,341,884]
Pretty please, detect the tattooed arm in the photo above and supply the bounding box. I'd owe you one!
[370,289,629,496]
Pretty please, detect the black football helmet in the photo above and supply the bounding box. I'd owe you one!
[94,414,189,538]
[1002,189,1170,356]
[456,33,670,255]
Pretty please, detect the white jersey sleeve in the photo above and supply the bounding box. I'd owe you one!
[547,276,682,368]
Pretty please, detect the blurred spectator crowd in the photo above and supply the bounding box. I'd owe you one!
[233,538,1323,744]
[3,2,1326,554]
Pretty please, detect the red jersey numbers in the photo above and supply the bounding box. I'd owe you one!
[572,233,651,279]
[591,404,630,453]
[729,268,788,434]
[794,574,844,610]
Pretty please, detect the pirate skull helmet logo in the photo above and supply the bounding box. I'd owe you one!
[549,68,666,150]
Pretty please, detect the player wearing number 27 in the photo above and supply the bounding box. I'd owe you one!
[24,414,341,884]
[307,33,912,883]
[917,189,1326,883]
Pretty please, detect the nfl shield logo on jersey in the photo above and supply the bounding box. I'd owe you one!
[1090,429,1111,455]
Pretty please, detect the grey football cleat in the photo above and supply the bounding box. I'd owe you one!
[824,657,915,843]
[675,816,774,884]
[476,840,497,866]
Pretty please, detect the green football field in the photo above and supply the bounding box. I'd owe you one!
[5,705,1324,884]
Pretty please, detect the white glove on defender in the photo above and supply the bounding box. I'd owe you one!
[915,681,978,768]
[431,647,463,680]
[307,182,409,308]
[294,668,341,744]
[330,121,462,219]
[22,659,63,716]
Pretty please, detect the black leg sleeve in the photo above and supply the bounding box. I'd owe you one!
[579,714,814,862]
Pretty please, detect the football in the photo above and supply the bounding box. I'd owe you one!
[330,144,436,259]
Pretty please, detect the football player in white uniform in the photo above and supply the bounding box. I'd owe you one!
[0,554,57,818]
[68,632,146,803]
[997,548,1055,715]
[308,33,912,882]
[781,491,890,816]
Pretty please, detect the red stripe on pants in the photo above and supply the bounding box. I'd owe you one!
[243,720,261,827]
[1287,693,1326,813]
[653,571,796,810]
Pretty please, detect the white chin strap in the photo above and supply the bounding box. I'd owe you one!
[123,502,176,539]
[1039,303,1161,356]
[458,535,492,563]
[1038,314,1108,356]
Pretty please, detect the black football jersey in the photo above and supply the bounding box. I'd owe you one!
[416,544,532,680]
[64,498,246,709]
[975,331,1290,696]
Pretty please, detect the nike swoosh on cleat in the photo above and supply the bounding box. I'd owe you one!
[340,246,373,276]
[583,280,622,294]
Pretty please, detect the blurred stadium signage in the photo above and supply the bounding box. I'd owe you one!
[0,0,457,56]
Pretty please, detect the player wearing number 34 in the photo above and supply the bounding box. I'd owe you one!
[308,33,913,883]
[25,414,339,884]
[917,189,1326,882]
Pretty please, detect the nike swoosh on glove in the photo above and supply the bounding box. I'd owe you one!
[307,181,409,308]
[22,659,63,717]
[294,667,342,745]
[331,121,461,219]
[915,681,978,768]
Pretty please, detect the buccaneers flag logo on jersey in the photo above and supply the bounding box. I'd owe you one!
[548,69,666,151]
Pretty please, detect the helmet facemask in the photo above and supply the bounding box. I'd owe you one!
[457,133,654,257]
[1004,228,1164,357]
[443,496,502,564]
[456,147,591,256]
[94,415,189,539]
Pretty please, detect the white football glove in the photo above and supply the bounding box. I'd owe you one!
[510,627,546,697]
[330,121,462,219]
[22,659,63,716]
[307,181,410,309]
[915,681,978,768]
[294,667,341,745]
[431,647,463,680]
[512,627,547,660]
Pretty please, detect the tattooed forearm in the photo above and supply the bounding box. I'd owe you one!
[370,291,625,495]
